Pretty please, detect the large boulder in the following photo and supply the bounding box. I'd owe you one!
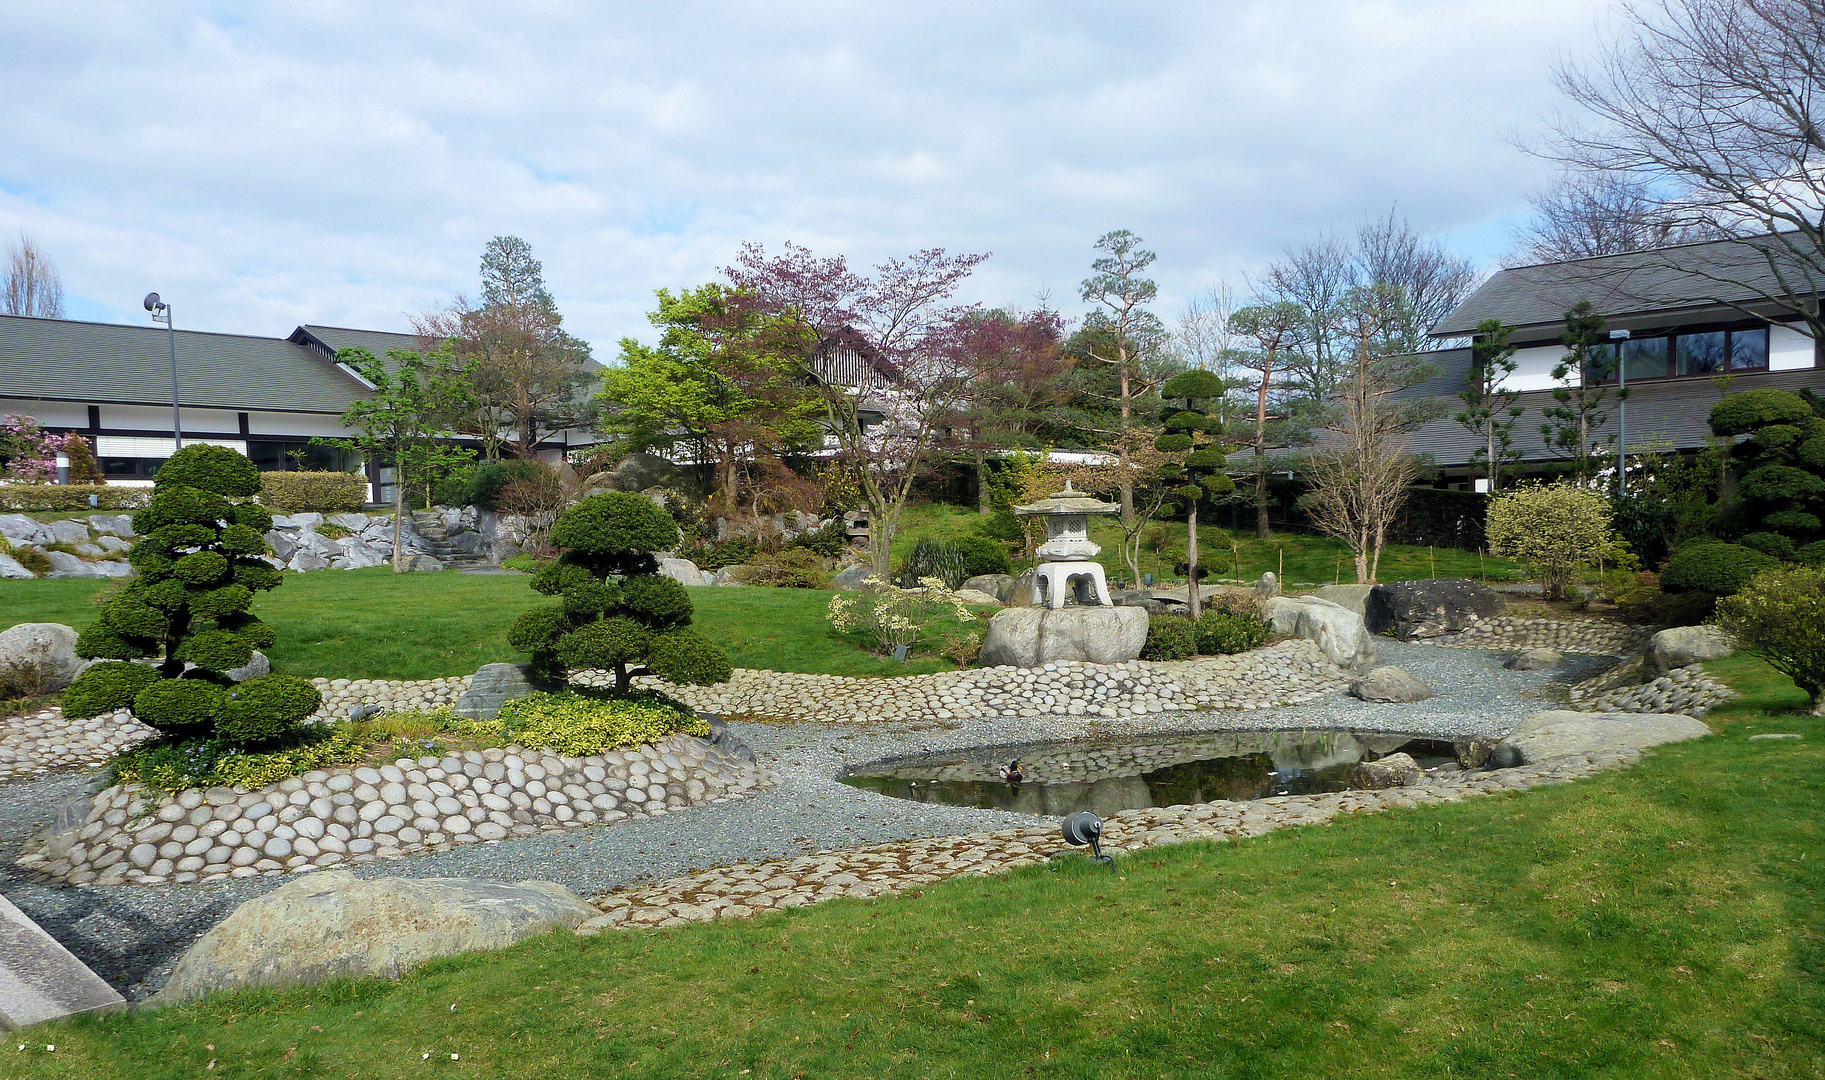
[979,606,1150,667]
[1355,752,1424,789]
[47,519,90,545]
[1506,648,1564,671]
[86,513,135,537]
[954,589,1003,606]
[0,623,83,690]
[1265,596,1377,671]
[43,551,132,578]
[1492,709,1711,766]
[832,564,874,591]
[288,549,331,572]
[155,871,599,1004]
[0,514,52,547]
[1648,625,1735,675]
[962,573,1015,600]
[1004,568,1042,606]
[1365,578,1505,640]
[1310,583,1374,616]
[657,557,710,588]
[454,662,543,721]
[1350,665,1432,702]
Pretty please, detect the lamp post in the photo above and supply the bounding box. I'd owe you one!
[1610,328,1630,494]
[144,292,181,451]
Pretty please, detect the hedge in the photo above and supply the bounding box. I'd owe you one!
[257,471,370,513]
[0,484,150,511]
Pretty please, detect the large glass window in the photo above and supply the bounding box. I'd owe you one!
[1731,327,1770,370]
[1623,336,1671,380]
[1585,324,1769,382]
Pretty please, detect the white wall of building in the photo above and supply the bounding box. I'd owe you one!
[246,411,351,438]
[104,404,243,435]
[1770,323,1814,371]
[1504,345,1567,392]
[0,399,88,427]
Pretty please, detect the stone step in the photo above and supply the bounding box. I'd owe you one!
[0,893,123,1029]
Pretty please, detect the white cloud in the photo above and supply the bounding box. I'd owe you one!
[0,0,1608,355]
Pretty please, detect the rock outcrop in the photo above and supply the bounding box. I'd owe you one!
[1492,709,1710,766]
[1364,578,1505,640]
[1648,625,1735,675]
[156,871,599,1003]
[978,607,1151,667]
[1265,595,1377,671]
[1349,665,1432,702]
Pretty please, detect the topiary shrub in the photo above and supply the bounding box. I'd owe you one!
[72,442,287,745]
[61,661,162,720]
[1716,566,1825,715]
[1738,531,1797,559]
[217,674,323,744]
[897,536,966,590]
[1659,541,1779,595]
[1709,387,1825,551]
[953,534,1013,578]
[1797,540,1825,568]
[513,492,733,696]
[1142,614,1197,661]
[133,679,227,732]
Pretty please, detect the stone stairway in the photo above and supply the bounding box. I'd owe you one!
[409,511,491,571]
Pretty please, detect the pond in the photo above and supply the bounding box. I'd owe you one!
[837,729,1458,817]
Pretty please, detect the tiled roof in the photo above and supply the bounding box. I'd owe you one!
[291,325,427,364]
[0,314,370,414]
[1402,347,1825,467]
[1432,234,1825,337]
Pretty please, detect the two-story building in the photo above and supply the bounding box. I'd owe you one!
[1407,235,1825,487]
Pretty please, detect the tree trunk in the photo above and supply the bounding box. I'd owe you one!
[614,662,632,697]
[1255,365,1271,538]
[1487,418,1498,492]
[869,497,895,579]
[975,448,990,514]
[392,474,407,573]
[721,454,740,518]
[1186,503,1201,618]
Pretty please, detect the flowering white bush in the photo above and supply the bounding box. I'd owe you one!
[827,576,975,653]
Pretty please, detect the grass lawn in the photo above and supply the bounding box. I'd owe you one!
[9,656,1821,1078]
[0,570,975,681]
[886,503,1520,588]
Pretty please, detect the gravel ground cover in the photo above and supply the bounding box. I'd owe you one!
[0,639,1602,1001]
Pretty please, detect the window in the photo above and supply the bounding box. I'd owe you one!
[1586,324,1769,383]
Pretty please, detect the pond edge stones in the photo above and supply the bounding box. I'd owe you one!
[15,734,778,887]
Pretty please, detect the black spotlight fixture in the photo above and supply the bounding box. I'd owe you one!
[1061,810,1112,864]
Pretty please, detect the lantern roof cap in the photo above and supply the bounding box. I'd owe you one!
[1013,480,1120,516]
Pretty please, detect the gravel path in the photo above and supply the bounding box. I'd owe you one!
[0,639,1604,1000]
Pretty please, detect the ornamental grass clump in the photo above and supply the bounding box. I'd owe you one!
[827,576,975,654]
[507,492,733,695]
[1714,566,1825,715]
[61,444,321,746]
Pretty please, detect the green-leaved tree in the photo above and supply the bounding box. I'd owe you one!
[1155,369,1234,617]
[1456,318,1524,491]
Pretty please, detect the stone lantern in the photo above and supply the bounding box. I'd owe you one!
[1014,481,1119,609]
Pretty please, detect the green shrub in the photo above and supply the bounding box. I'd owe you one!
[175,627,254,672]
[62,662,162,719]
[507,605,570,654]
[736,549,831,588]
[223,615,277,649]
[1486,483,1613,600]
[953,534,1013,578]
[112,726,369,794]
[153,444,261,496]
[557,617,652,670]
[74,623,145,661]
[1710,388,1815,435]
[548,493,680,567]
[1195,611,1270,655]
[133,679,226,730]
[217,675,323,743]
[1796,540,1825,568]
[788,521,850,558]
[691,535,758,572]
[1660,541,1779,595]
[1142,614,1197,661]
[897,536,966,589]
[501,553,547,573]
[257,471,368,513]
[482,691,709,756]
[132,485,232,533]
[1738,531,1797,559]
[456,460,547,511]
[232,563,283,592]
[232,502,275,534]
[0,484,149,511]
[172,550,229,585]
[1715,566,1825,714]
[647,630,735,685]
[316,522,352,540]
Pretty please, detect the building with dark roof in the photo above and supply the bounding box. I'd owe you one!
[1407,235,1825,486]
[0,314,596,503]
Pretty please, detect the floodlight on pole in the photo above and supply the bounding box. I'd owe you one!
[1610,329,1630,493]
[144,293,182,451]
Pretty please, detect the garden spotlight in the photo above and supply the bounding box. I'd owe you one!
[1061,811,1111,864]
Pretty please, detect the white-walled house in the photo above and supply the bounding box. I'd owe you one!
[0,315,599,503]
[1405,235,1825,486]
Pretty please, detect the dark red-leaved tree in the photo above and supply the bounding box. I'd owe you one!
[953,308,1071,513]
[724,243,989,575]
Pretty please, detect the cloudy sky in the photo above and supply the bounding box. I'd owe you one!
[0,0,1615,358]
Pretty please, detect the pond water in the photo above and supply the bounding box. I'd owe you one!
[837,730,1458,817]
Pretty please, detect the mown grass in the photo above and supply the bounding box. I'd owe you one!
[886,502,1520,588]
[0,570,977,681]
[10,658,1821,1079]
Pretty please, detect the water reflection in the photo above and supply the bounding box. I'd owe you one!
[838,730,1449,816]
